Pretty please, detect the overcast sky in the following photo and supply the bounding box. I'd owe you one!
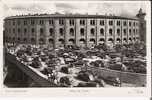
[1,0,148,18]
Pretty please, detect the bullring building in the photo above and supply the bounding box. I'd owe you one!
[3,9,146,48]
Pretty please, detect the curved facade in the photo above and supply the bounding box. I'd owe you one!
[3,13,141,48]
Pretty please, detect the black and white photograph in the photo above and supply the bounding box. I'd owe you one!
[0,0,151,97]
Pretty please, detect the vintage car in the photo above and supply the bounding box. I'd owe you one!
[103,76,121,86]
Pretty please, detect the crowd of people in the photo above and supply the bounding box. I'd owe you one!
[4,42,146,87]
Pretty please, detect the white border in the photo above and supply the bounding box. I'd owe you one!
[0,0,151,97]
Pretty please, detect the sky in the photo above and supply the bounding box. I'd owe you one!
[1,0,148,18]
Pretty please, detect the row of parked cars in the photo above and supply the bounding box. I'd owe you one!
[5,43,146,87]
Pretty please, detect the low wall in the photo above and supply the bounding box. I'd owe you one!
[5,53,56,87]
[91,67,146,87]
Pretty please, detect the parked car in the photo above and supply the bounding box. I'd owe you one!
[59,76,71,87]
[76,71,91,82]
[103,76,121,86]
[60,67,69,74]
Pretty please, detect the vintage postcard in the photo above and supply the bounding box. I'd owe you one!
[0,0,151,98]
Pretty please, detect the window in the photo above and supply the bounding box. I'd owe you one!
[133,29,135,34]
[69,39,75,44]
[80,20,85,25]
[39,20,44,25]
[39,38,45,44]
[117,21,120,26]
[58,39,64,44]
[123,29,127,36]
[31,28,35,33]
[69,19,74,26]
[40,28,43,36]
[24,28,27,34]
[99,38,105,42]
[31,38,35,43]
[17,20,20,25]
[24,20,27,25]
[13,21,15,25]
[59,28,64,36]
[108,38,113,43]
[133,22,135,26]
[18,28,20,33]
[129,22,131,26]
[24,28,27,36]
[100,28,104,36]
[80,28,84,36]
[123,21,127,26]
[129,29,131,35]
[59,19,64,25]
[109,28,113,36]
[90,20,95,25]
[49,38,54,44]
[90,28,95,36]
[90,38,95,43]
[109,20,113,25]
[100,20,104,26]
[69,28,74,36]
[49,20,54,25]
[117,29,120,36]
[31,20,35,25]
[9,28,11,33]
[17,38,20,41]
[123,38,127,42]
[49,28,53,36]
[136,29,138,34]
[13,28,15,34]
[136,22,138,26]
[79,38,85,43]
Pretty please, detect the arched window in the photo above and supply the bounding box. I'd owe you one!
[69,28,74,36]
[129,38,132,41]
[123,29,127,36]
[58,38,64,44]
[133,29,135,34]
[99,38,105,42]
[109,28,113,36]
[59,28,64,36]
[79,38,85,44]
[116,38,121,42]
[117,29,120,36]
[40,28,43,36]
[17,37,20,41]
[90,28,95,36]
[80,28,85,36]
[49,28,53,36]
[24,28,27,35]
[69,39,75,44]
[129,29,131,35]
[99,38,105,44]
[108,38,113,42]
[31,38,35,43]
[90,38,95,43]
[48,38,54,44]
[31,28,35,33]
[100,28,104,36]
[123,38,127,42]
[39,38,45,44]
[18,28,20,33]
